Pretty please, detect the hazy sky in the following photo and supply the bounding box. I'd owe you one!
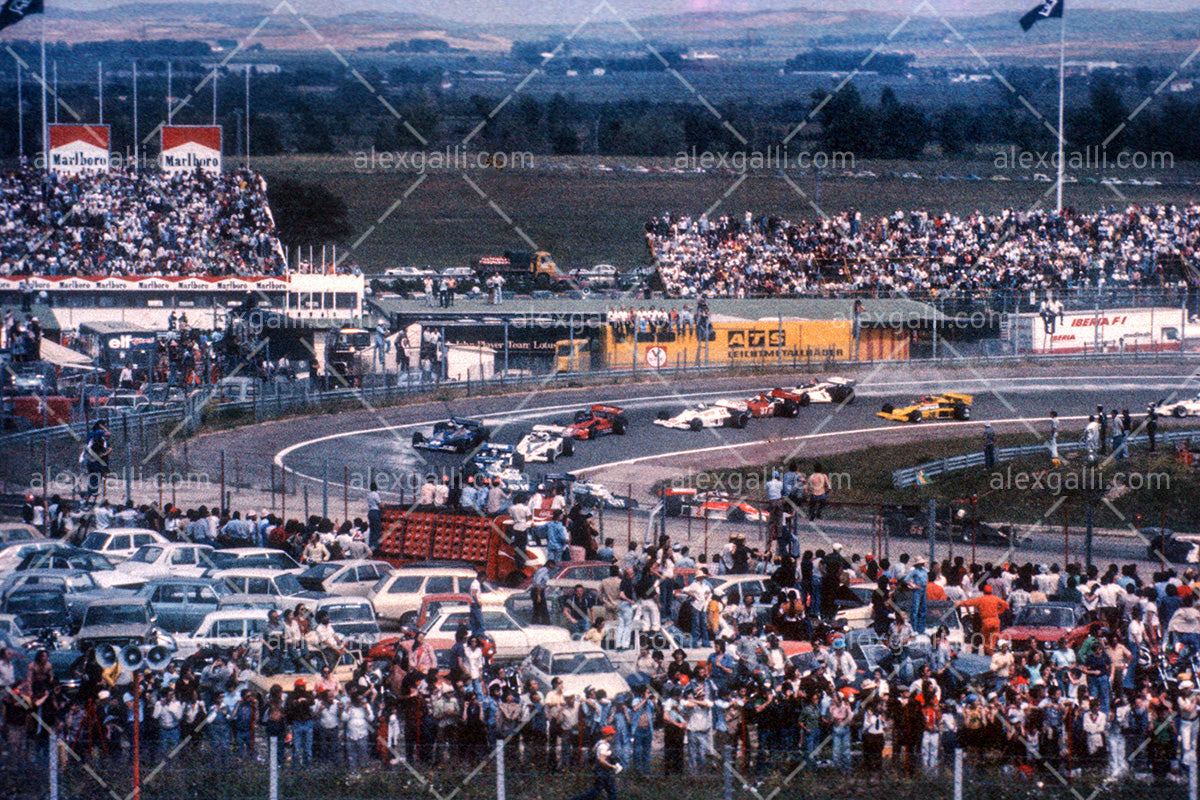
[68,0,1200,26]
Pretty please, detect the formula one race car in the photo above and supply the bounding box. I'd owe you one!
[877,393,972,423]
[1152,394,1200,418]
[539,473,639,512]
[561,404,628,440]
[742,392,783,418]
[412,418,491,452]
[516,425,575,463]
[654,400,749,431]
[466,443,530,492]
[661,487,766,522]
[768,377,856,416]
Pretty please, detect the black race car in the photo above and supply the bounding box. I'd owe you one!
[412,418,490,453]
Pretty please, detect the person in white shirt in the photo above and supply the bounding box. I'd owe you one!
[341,692,376,769]
[153,686,185,758]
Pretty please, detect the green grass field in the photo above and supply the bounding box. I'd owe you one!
[257,154,1200,274]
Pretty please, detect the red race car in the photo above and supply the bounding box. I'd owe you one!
[561,404,628,440]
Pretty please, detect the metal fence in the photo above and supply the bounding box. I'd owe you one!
[18,732,1198,800]
[891,429,1200,488]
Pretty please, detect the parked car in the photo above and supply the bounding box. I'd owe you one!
[596,619,710,676]
[175,608,270,660]
[996,602,1098,653]
[137,577,235,633]
[73,597,168,651]
[0,586,72,635]
[15,546,144,590]
[117,543,217,580]
[520,641,629,699]
[0,522,42,544]
[419,604,570,661]
[79,528,169,562]
[0,540,73,573]
[314,596,381,648]
[0,569,114,623]
[244,649,359,695]
[206,548,303,574]
[368,566,510,628]
[213,568,324,610]
[297,560,393,596]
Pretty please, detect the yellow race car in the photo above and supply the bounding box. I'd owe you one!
[878,392,973,423]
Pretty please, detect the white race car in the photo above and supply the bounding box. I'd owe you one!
[516,425,575,463]
[1152,394,1200,418]
[654,400,750,431]
[768,376,856,413]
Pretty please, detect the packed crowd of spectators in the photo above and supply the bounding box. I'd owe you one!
[646,204,1200,298]
[0,167,286,278]
[5,486,1200,789]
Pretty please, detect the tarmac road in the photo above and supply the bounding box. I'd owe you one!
[258,366,1200,572]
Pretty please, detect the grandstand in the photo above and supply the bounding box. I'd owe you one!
[647,204,1200,299]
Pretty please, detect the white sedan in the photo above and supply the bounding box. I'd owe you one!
[520,641,630,699]
[117,543,217,580]
[419,604,570,661]
[654,400,749,431]
[1153,394,1200,418]
[516,425,575,464]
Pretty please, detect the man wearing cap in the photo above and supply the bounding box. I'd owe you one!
[825,637,857,688]
[568,724,620,800]
[681,570,714,647]
[908,557,929,634]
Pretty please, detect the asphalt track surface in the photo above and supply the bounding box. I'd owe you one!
[224,362,1200,571]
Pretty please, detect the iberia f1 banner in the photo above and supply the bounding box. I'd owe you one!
[161,125,223,175]
[48,125,110,174]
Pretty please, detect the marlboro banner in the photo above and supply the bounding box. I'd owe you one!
[48,125,110,175]
[161,125,222,175]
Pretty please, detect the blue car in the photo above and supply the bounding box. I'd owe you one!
[412,417,490,454]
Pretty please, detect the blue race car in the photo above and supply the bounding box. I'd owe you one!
[412,418,491,454]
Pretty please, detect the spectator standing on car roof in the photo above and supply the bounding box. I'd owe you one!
[1084,415,1101,463]
[469,571,488,636]
[545,510,569,564]
[806,462,829,521]
[766,470,784,553]
[366,481,382,549]
[486,478,509,515]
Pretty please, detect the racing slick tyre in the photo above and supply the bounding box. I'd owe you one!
[562,438,574,457]
[907,410,921,423]
[1174,407,1187,418]
[657,410,670,420]
[613,418,627,435]
[778,400,799,417]
[733,413,748,429]
[513,453,525,470]
[412,431,425,445]
[797,393,811,407]
[727,506,747,523]
[881,403,895,414]
[689,419,703,432]
[952,403,969,421]
[664,496,684,517]
[546,450,556,464]
[838,389,856,405]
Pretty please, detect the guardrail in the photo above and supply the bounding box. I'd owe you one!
[892,429,1200,488]
[8,349,1200,452]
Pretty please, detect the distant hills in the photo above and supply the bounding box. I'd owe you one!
[7,1,1199,63]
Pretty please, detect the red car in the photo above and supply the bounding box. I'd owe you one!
[996,602,1099,653]
[562,404,628,440]
[743,392,782,418]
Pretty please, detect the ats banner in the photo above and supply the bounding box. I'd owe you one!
[48,125,110,174]
[161,125,222,175]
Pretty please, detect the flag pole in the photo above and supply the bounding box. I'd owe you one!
[244,64,250,169]
[52,60,57,122]
[167,60,172,124]
[16,59,23,161]
[132,60,139,170]
[40,22,46,168]
[212,68,218,125]
[1055,10,1066,213]
[98,61,103,125]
